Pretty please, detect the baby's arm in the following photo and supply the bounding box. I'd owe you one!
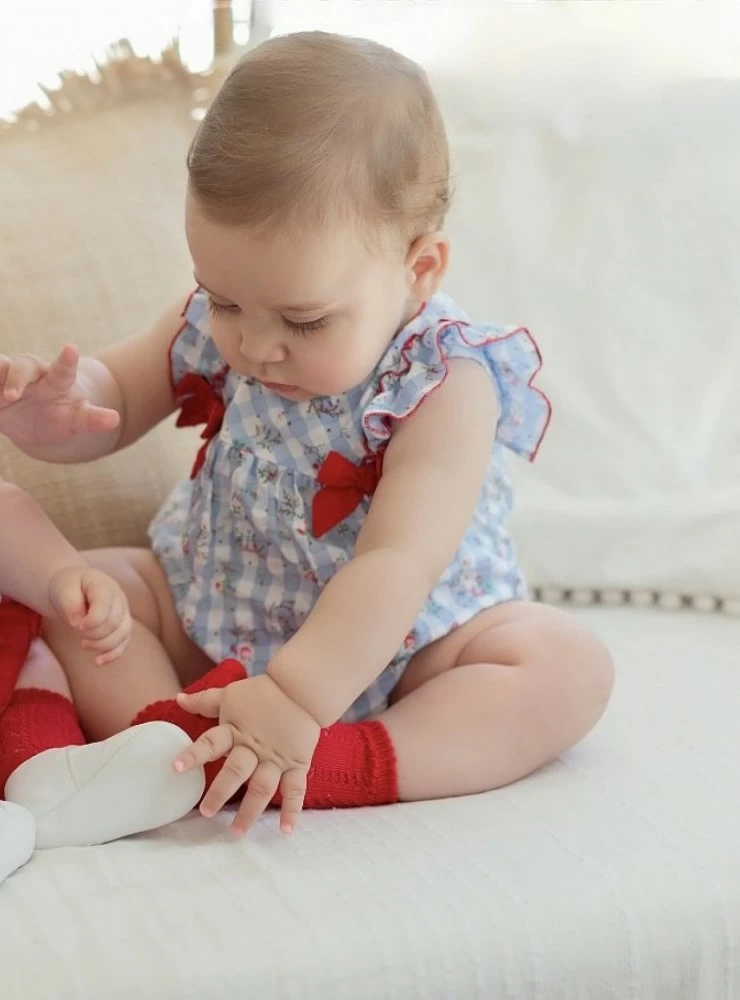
[269,360,498,726]
[0,480,131,661]
[0,478,86,612]
[0,297,188,464]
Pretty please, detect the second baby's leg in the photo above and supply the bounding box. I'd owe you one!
[43,548,214,740]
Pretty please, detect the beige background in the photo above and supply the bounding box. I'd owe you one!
[0,94,201,549]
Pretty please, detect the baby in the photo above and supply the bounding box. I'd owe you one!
[0,32,613,839]
[0,480,204,886]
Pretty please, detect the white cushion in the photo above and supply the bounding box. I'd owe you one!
[4,608,739,998]
[436,9,740,601]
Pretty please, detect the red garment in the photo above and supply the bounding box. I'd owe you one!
[312,450,384,538]
[0,689,85,797]
[131,657,246,792]
[172,372,385,536]
[0,598,42,715]
[135,658,399,810]
[174,373,226,479]
[273,718,398,810]
[0,655,398,811]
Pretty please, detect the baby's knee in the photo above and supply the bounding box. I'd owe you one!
[493,604,614,724]
[546,614,615,722]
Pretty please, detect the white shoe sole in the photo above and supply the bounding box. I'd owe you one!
[0,801,35,884]
[6,721,205,849]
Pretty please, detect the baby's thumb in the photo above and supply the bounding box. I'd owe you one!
[176,688,222,719]
[52,583,87,629]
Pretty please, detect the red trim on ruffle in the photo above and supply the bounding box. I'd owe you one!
[363,319,552,461]
[169,288,234,477]
[167,288,198,395]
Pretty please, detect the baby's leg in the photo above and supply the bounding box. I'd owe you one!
[43,547,213,739]
[383,602,614,800]
[0,637,86,795]
[1,638,204,848]
[265,603,611,814]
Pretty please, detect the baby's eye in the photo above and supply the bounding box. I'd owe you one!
[207,297,240,316]
[282,316,329,337]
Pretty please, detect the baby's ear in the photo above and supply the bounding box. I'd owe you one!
[406,232,450,301]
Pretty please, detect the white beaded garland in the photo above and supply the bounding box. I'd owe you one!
[532,586,731,616]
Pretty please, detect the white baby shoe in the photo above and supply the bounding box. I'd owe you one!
[5,721,205,849]
[0,801,35,885]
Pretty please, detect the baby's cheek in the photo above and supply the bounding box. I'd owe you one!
[304,348,351,394]
[210,327,238,365]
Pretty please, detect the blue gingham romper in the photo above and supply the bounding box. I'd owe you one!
[149,289,551,721]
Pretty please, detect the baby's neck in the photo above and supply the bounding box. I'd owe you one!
[399,297,427,330]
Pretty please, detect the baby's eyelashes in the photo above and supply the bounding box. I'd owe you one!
[281,315,329,337]
[207,298,240,316]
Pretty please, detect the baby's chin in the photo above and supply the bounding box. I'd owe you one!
[248,368,376,402]
[272,386,314,402]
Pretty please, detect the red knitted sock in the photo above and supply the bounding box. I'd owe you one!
[0,688,86,797]
[0,598,42,714]
[131,658,246,791]
[274,720,398,810]
[133,658,398,810]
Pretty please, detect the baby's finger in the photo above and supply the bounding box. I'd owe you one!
[173,722,234,774]
[80,579,115,631]
[1,354,47,402]
[93,637,130,666]
[53,581,87,629]
[176,687,223,719]
[87,406,121,434]
[80,597,127,641]
[69,399,120,436]
[82,579,130,636]
[277,769,308,835]
[85,615,132,661]
[231,761,282,836]
[200,745,260,819]
[45,345,80,395]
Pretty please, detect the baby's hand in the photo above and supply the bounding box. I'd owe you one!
[48,566,132,665]
[174,675,320,836]
[0,346,119,450]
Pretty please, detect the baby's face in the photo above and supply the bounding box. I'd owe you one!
[186,196,419,400]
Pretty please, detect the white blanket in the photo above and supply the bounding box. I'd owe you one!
[4,607,740,998]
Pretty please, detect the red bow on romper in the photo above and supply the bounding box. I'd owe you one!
[173,375,382,536]
[174,374,226,479]
[312,451,383,538]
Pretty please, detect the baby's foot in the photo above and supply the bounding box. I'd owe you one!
[0,801,35,884]
[5,722,205,849]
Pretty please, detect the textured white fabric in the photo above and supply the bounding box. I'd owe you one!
[0,803,34,886]
[3,607,739,998]
[438,47,740,601]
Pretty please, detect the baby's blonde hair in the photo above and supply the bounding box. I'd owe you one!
[187,31,450,245]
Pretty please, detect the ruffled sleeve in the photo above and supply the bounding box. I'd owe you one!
[168,288,229,390]
[362,316,551,461]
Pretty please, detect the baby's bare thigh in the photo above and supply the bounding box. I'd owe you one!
[85,547,214,685]
[393,601,613,703]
